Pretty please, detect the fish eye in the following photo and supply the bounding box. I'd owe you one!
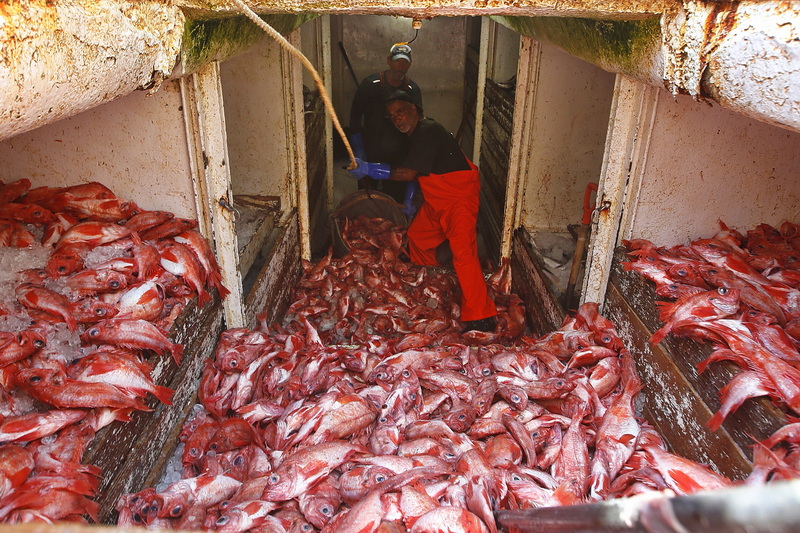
[110,280,120,289]
[457,414,466,420]
[375,474,386,482]
[511,395,520,403]
[321,505,332,516]
[95,307,107,316]
[58,266,67,272]
[87,328,99,337]
[209,443,218,450]
[233,456,245,466]
[402,369,411,377]
[28,375,41,383]
[216,516,229,525]
[512,474,522,481]
[132,514,142,523]
[677,268,687,275]
[301,525,312,531]
[170,505,182,516]
[482,368,491,376]
[709,269,718,274]
[379,417,387,423]
[377,372,387,380]
[229,360,238,367]
[188,447,200,457]
[718,287,729,295]
[33,339,46,348]
[269,473,280,483]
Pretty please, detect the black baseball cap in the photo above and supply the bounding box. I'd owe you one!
[385,90,422,114]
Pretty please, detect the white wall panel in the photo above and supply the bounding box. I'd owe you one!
[0,80,196,217]
[628,92,800,246]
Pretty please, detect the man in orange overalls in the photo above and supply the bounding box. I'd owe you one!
[348,91,497,332]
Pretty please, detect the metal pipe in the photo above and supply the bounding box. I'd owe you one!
[496,479,800,533]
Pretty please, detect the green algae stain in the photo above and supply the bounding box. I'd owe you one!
[182,13,318,74]
[496,16,662,79]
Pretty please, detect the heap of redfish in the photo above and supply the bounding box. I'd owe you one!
[0,178,227,523]
[623,221,800,439]
[114,216,792,533]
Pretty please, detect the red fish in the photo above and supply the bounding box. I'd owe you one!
[0,220,37,248]
[124,210,175,233]
[643,442,733,495]
[159,241,211,306]
[0,178,31,204]
[0,202,53,224]
[69,297,119,324]
[67,348,174,405]
[56,220,131,250]
[174,230,230,299]
[41,212,79,248]
[60,195,140,222]
[45,242,89,278]
[129,231,160,280]
[80,318,183,365]
[16,366,151,410]
[0,444,34,498]
[15,283,78,331]
[140,217,198,241]
[0,409,86,443]
[65,268,128,295]
[650,287,740,344]
[114,281,164,321]
[0,330,46,368]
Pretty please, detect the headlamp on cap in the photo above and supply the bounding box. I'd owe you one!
[389,43,412,63]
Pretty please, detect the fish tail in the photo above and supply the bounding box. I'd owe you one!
[209,271,230,299]
[153,385,175,405]
[706,410,726,432]
[170,343,184,366]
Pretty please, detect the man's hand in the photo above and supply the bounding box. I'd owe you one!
[347,158,391,180]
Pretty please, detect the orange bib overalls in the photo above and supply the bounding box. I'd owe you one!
[406,159,497,322]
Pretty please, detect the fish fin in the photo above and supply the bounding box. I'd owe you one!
[649,324,671,345]
[170,344,184,366]
[668,469,703,493]
[153,385,175,405]
[654,300,676,323]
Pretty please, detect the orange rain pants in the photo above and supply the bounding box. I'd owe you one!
[406,160,497,322]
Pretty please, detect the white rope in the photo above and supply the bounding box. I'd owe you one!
[230,0,357,169]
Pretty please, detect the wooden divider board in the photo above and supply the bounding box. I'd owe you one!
[606,246,786,480]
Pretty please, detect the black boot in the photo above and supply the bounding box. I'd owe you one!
[462,316,496,333]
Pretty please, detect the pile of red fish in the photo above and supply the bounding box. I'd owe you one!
[623,221,800,431]
[114,216,790,533]
[0,178,226,522]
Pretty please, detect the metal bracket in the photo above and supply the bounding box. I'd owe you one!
[592,199,612,223]
[218,196,239,222]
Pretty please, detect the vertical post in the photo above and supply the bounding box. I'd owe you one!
[581,74,658,308]
[184,61,245,329]
[500,36,540,260]
[472,17,491,168]
[281,29,311,261]
[321,15,334,216]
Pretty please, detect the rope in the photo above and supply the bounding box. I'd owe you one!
[229,0,357,169]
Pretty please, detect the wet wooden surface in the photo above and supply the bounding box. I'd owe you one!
[606,246,786,478]
[511,229,565,338]
[82,294,224,524]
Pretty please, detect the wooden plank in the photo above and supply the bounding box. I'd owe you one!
[235,196,278,277]
[83,295,224,523]
[511,229,565,336]
[244,210,302,328]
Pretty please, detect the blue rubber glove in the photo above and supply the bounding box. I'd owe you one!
[350,133,365,160]
[402,180,419,218]
[347,158,391,180]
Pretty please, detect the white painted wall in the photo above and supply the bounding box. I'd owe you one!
[626,91,800,247]
[0,80,196,217]
[220,35,291,203]
[489,21,519,84]
[520,42,616,231]
[332,15,467,136]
